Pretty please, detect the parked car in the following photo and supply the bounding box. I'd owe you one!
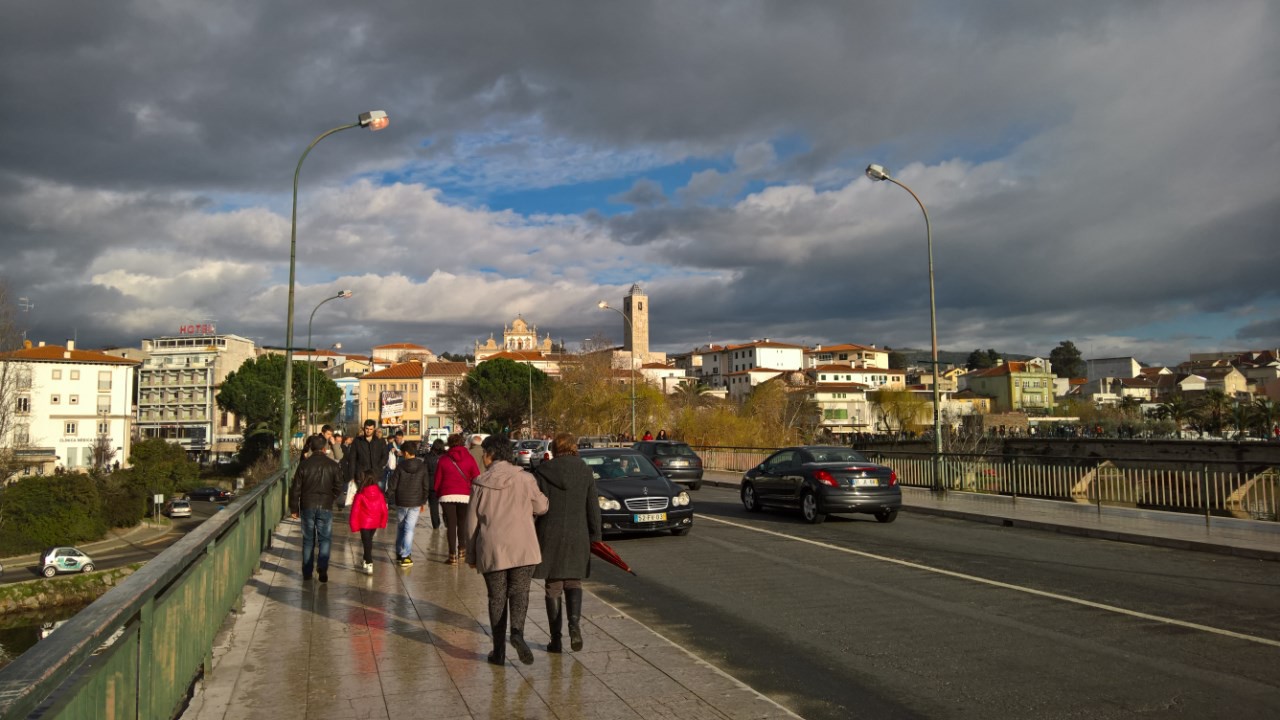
[165,499,193,518]
[41,547,95,577]
[579,448,693,536]
[187,486,234,502]
[632,441,704,489]
[577,435,625,449]
[515,439,553,468]
[741,446,901,524]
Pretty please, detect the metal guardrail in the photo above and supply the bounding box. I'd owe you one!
[0,469,289,719]
[691,444,1280,523]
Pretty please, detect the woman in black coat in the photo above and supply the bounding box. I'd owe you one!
[532,433,602,652]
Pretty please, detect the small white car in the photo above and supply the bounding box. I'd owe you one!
[41,547,95,577]
[165,499,193,518]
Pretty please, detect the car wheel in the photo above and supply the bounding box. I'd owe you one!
[801,490,826,524]
[42,566,57,578]
[688,481,703,491]
[82,563,95,573]
[741,482,761,512]
[670,528,690,536]
[874,509,899,524]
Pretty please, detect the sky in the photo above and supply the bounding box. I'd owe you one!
[1,1,1277,367]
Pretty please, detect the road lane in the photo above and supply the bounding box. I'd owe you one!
[585,485,1280,719]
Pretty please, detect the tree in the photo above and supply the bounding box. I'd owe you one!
[1193,390,1232,438]
[966,349,1001,371]
[128,438,200,498]
[0,283,32,481]
[744,379,821,445]
[1048,340,1086,378]
[869,388,929,437]
[217,354,341,457]
[1246,397,1279,438]
[887,350,908,370]
[672,379,712,410]
[446,358,551,435]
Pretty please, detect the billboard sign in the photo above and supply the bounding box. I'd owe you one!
[380,390,404,420]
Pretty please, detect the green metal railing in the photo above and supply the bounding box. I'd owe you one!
[0,469,289,719]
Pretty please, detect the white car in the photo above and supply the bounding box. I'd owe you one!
[165,499,193,518]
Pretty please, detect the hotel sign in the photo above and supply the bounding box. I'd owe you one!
[178,323,216,335]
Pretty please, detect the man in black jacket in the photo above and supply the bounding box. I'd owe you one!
[385,440,431,566]
[289,435,346,582]
[348,419,388,490]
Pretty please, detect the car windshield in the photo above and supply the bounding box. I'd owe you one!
[172,501,190,508]
[653,444,696,457]
[582,453,661,481]
[518,440,543,450]
[806,448,870,463]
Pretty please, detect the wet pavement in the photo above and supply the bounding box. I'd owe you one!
[181,517,800,720]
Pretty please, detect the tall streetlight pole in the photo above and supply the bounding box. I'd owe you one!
[306,290,353,434]
[528,360,534,439]
[866,163,943,492]
[598,301,636,441]
[281,111,388,480]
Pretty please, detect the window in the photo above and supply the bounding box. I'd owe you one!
[52,369,62,380]
[70,394,79,405]
[16,396,30,414]
[98,421,109,434]
[824,408,849,420]
[99,370,112,390]
[70,370,80,380]
[97,396,111,413]
[65,421,78,435]
[431,380,441,390]
[15,424,29,444]
[431,398,440,408]
[50,394,60,405]
[367,398,376,411]
[410,401,418,411]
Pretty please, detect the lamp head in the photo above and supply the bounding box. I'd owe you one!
[358,110,389,131]
[597,301,610,310]
[865,163,891,181]
[333,342,343,350]
[338,290,353,299]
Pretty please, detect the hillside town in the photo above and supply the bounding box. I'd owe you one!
[3,284,1278,478]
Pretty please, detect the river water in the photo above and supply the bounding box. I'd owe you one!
[0,603,91,671]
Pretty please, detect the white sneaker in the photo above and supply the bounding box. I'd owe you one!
[363,561,373,574]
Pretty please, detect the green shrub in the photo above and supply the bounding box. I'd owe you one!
[0,474,107,554]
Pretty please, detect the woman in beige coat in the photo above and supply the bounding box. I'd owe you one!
[467,436,549,665]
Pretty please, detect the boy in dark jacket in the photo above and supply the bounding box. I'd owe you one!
[289,434,346,582]
[385,440,431,566]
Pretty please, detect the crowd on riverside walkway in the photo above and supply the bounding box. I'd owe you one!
[288,423,602,665]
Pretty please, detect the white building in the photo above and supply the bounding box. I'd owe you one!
[2,341,138,476]
[1086,357,1142,382]
[804,343,889,370]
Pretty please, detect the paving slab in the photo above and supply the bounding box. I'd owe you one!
[181,518,803,720]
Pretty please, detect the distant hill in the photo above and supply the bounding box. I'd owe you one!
[889,348,1034,370]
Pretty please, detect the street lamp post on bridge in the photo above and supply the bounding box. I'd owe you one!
[305,290,352,434]
[598,301,636,441]
[280,111,388,479]
[866,163,943,492]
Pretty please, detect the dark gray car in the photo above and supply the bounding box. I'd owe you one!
[741,446,901,524]
[631,441,704,489]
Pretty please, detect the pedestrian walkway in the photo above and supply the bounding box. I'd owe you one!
[181,517,800,720]
[703,470,1280,561]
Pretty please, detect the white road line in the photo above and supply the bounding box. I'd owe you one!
[702,515,1280,649]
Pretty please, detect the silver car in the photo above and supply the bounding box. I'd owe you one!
[515,439,552,468]
[165,499,193,518]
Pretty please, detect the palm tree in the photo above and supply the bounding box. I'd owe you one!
[1247,397,1278,438]
[673,379,712,409]
[1193,390,1232,438]
[1154,395,1192,437]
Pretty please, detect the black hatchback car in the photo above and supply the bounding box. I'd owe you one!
[741,446,901,524]
[187,486,234,502]
[631,441,704,489]
[580,448,694,536]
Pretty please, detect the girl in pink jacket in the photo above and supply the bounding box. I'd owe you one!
[348,470,388,574]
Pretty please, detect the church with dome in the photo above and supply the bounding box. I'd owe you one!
[473,314,554,361]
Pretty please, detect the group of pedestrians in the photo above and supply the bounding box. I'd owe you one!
[288,426,602,666]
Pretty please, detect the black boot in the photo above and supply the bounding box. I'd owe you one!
[510,629,534,665]
[565,588,584,652]
[545,596,563,653]
[488,611,507,666]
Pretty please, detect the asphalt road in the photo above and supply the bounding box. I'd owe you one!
[0,504,220,584]
[585,484,1280,720]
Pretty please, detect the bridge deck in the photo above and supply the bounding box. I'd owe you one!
[182,519,796,720]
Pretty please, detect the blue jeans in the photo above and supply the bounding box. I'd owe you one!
[395,506,421,558]
[300,508,334,577]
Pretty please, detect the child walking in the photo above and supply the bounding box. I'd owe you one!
[349,469,388,574]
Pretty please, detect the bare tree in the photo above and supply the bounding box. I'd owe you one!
[0,283,33,481]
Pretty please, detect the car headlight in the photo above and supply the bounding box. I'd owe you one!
[673,492,690,507]
[598,496,621,511]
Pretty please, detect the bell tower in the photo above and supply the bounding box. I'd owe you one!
[623,282,649,361]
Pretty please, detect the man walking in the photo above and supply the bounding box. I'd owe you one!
[349,419,388,490]
[385,440,431,566]
[289,435,346,582]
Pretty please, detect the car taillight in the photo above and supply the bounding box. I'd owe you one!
[652,458,663,466]
[889,470,898,486]
[814,469,839,487]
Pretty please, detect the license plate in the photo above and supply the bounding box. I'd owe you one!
[668,460,687,467]
[634,512,667,523]
[854,478,879,487]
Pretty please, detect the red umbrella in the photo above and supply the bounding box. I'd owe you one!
[591,540,636,575]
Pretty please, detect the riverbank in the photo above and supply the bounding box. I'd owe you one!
[0,566,140,617]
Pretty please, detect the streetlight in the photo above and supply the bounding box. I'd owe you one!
[598,301,636,441]
[281,111,388,479]
[528,360,534,439]
[306,290,353,434]
[866,163,943,492]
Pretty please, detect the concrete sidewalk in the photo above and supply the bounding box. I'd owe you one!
[702,470,1280,561]
[181,519,800,720]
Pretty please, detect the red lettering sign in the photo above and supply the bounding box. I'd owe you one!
[178,324,216,335]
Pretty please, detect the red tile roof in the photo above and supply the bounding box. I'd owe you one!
[373,342,430,350]
[2,345,138,365]
[805,343,881,353]
[423,361,470,376]
[363,362,423,379]
[481,351,546,362]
